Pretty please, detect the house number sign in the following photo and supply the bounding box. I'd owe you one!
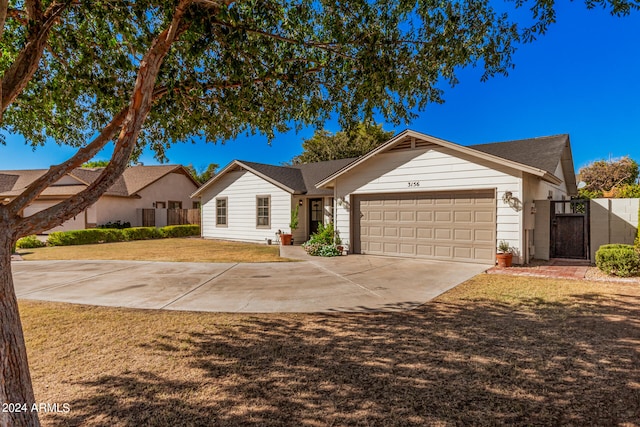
[407,181,420,187]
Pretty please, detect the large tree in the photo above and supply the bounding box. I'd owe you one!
[0,0,638,425]
[579,156,639,198]
[291,122,394,164]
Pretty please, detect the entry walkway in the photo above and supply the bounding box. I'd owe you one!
[486,258,591,280]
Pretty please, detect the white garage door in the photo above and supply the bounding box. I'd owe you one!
[353,190,496,263]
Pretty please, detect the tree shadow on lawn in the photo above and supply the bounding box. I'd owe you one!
[47,293,640,426]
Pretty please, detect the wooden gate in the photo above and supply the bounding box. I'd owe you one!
[142,209,155,227]
[167,209,201,226]
[550,199,590,259]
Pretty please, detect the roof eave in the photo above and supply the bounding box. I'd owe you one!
[316,129,558,188]
[191,160,297,198]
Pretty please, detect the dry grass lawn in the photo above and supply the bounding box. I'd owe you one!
[17,238,289,263]
[21,274,640,426]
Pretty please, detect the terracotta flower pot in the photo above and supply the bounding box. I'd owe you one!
[280,233,292,245]
[496,252,513,268]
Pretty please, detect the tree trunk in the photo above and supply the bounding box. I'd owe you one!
[0,230,39,426]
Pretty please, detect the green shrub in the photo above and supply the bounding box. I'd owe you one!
[303,223,343,257]
[48,229,125,246]
[305,222,340,246]
[595,244,640,277]
[160,225,200,238]
[16,235,45,249]
[45,225,200,246]
[121,227,163,241]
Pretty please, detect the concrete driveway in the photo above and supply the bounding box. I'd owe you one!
[12,254,489,313]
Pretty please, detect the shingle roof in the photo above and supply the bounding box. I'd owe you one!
[239,161,307,193]
[0,165,196,199]
[234,158,358,195]
[295,158,357,195]
[469,134,569,175]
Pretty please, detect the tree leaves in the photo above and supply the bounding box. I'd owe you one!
[291,122,394,164]
[579,156,639,196]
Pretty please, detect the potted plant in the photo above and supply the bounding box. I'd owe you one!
[288,204,299,245]
[496,240,513,268]
[279,205,299,246]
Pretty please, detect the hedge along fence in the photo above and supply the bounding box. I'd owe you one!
[595,244,640,277]
[45,225,200,246]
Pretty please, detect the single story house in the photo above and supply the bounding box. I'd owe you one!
[1,165,200,233]
[192,130,578,264]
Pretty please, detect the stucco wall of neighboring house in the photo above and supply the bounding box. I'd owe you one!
[200,170,291,243]
[590,198,639,261]
[23,201,87,233]
[332,146,525,261]
[94,172,197,227]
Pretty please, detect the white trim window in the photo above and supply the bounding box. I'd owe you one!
[256,195,270,228]
[216,197,227,227]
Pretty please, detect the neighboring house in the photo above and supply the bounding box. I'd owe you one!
[193,130,578,264]
[0,165,200,233]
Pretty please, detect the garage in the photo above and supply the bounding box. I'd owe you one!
[352,190,496,263]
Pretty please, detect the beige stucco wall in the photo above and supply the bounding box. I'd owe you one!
[95,172,198,227]
[22,201,87,233]
[590,198,639,260]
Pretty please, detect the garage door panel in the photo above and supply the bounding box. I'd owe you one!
[454,211,473,222]
[435,228,452,239]
[454,229,472,241]
[435,245,452,257]
[454,247,473,259]
[417,228,433,239]
[416,245,433,256]
[383,227,398,238]
[400,244,415,255]
[435,211,452,222]
[384,211,398,221]
[474,229,494,242]
[475,211,494,223]
[368,211,383,221]
[474,248,495,262]
[369,226,382,237]
[417,211,433,221]
[355,190,496,263]
[400,227,415,238]
[384,242,398,253]
[399,211,415,221]
[369,241,382,252]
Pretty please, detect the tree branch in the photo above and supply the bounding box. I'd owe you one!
[15,0,193,236]
[0,2,68,115]
[6,107,129,217]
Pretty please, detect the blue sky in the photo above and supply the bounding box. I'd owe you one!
[1,2,639,173]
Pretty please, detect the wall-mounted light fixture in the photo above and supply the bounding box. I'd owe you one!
[298,199,303,206]
[337,197,350,210]
[502,191,522,212]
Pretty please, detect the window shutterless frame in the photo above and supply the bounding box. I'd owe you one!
[256,195,270,228]
[216,197,227,227]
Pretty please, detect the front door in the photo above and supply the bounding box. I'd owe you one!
[309,198,323,237]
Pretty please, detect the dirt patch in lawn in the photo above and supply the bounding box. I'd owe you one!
[17,238,291,263]
[22,274,640,426]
